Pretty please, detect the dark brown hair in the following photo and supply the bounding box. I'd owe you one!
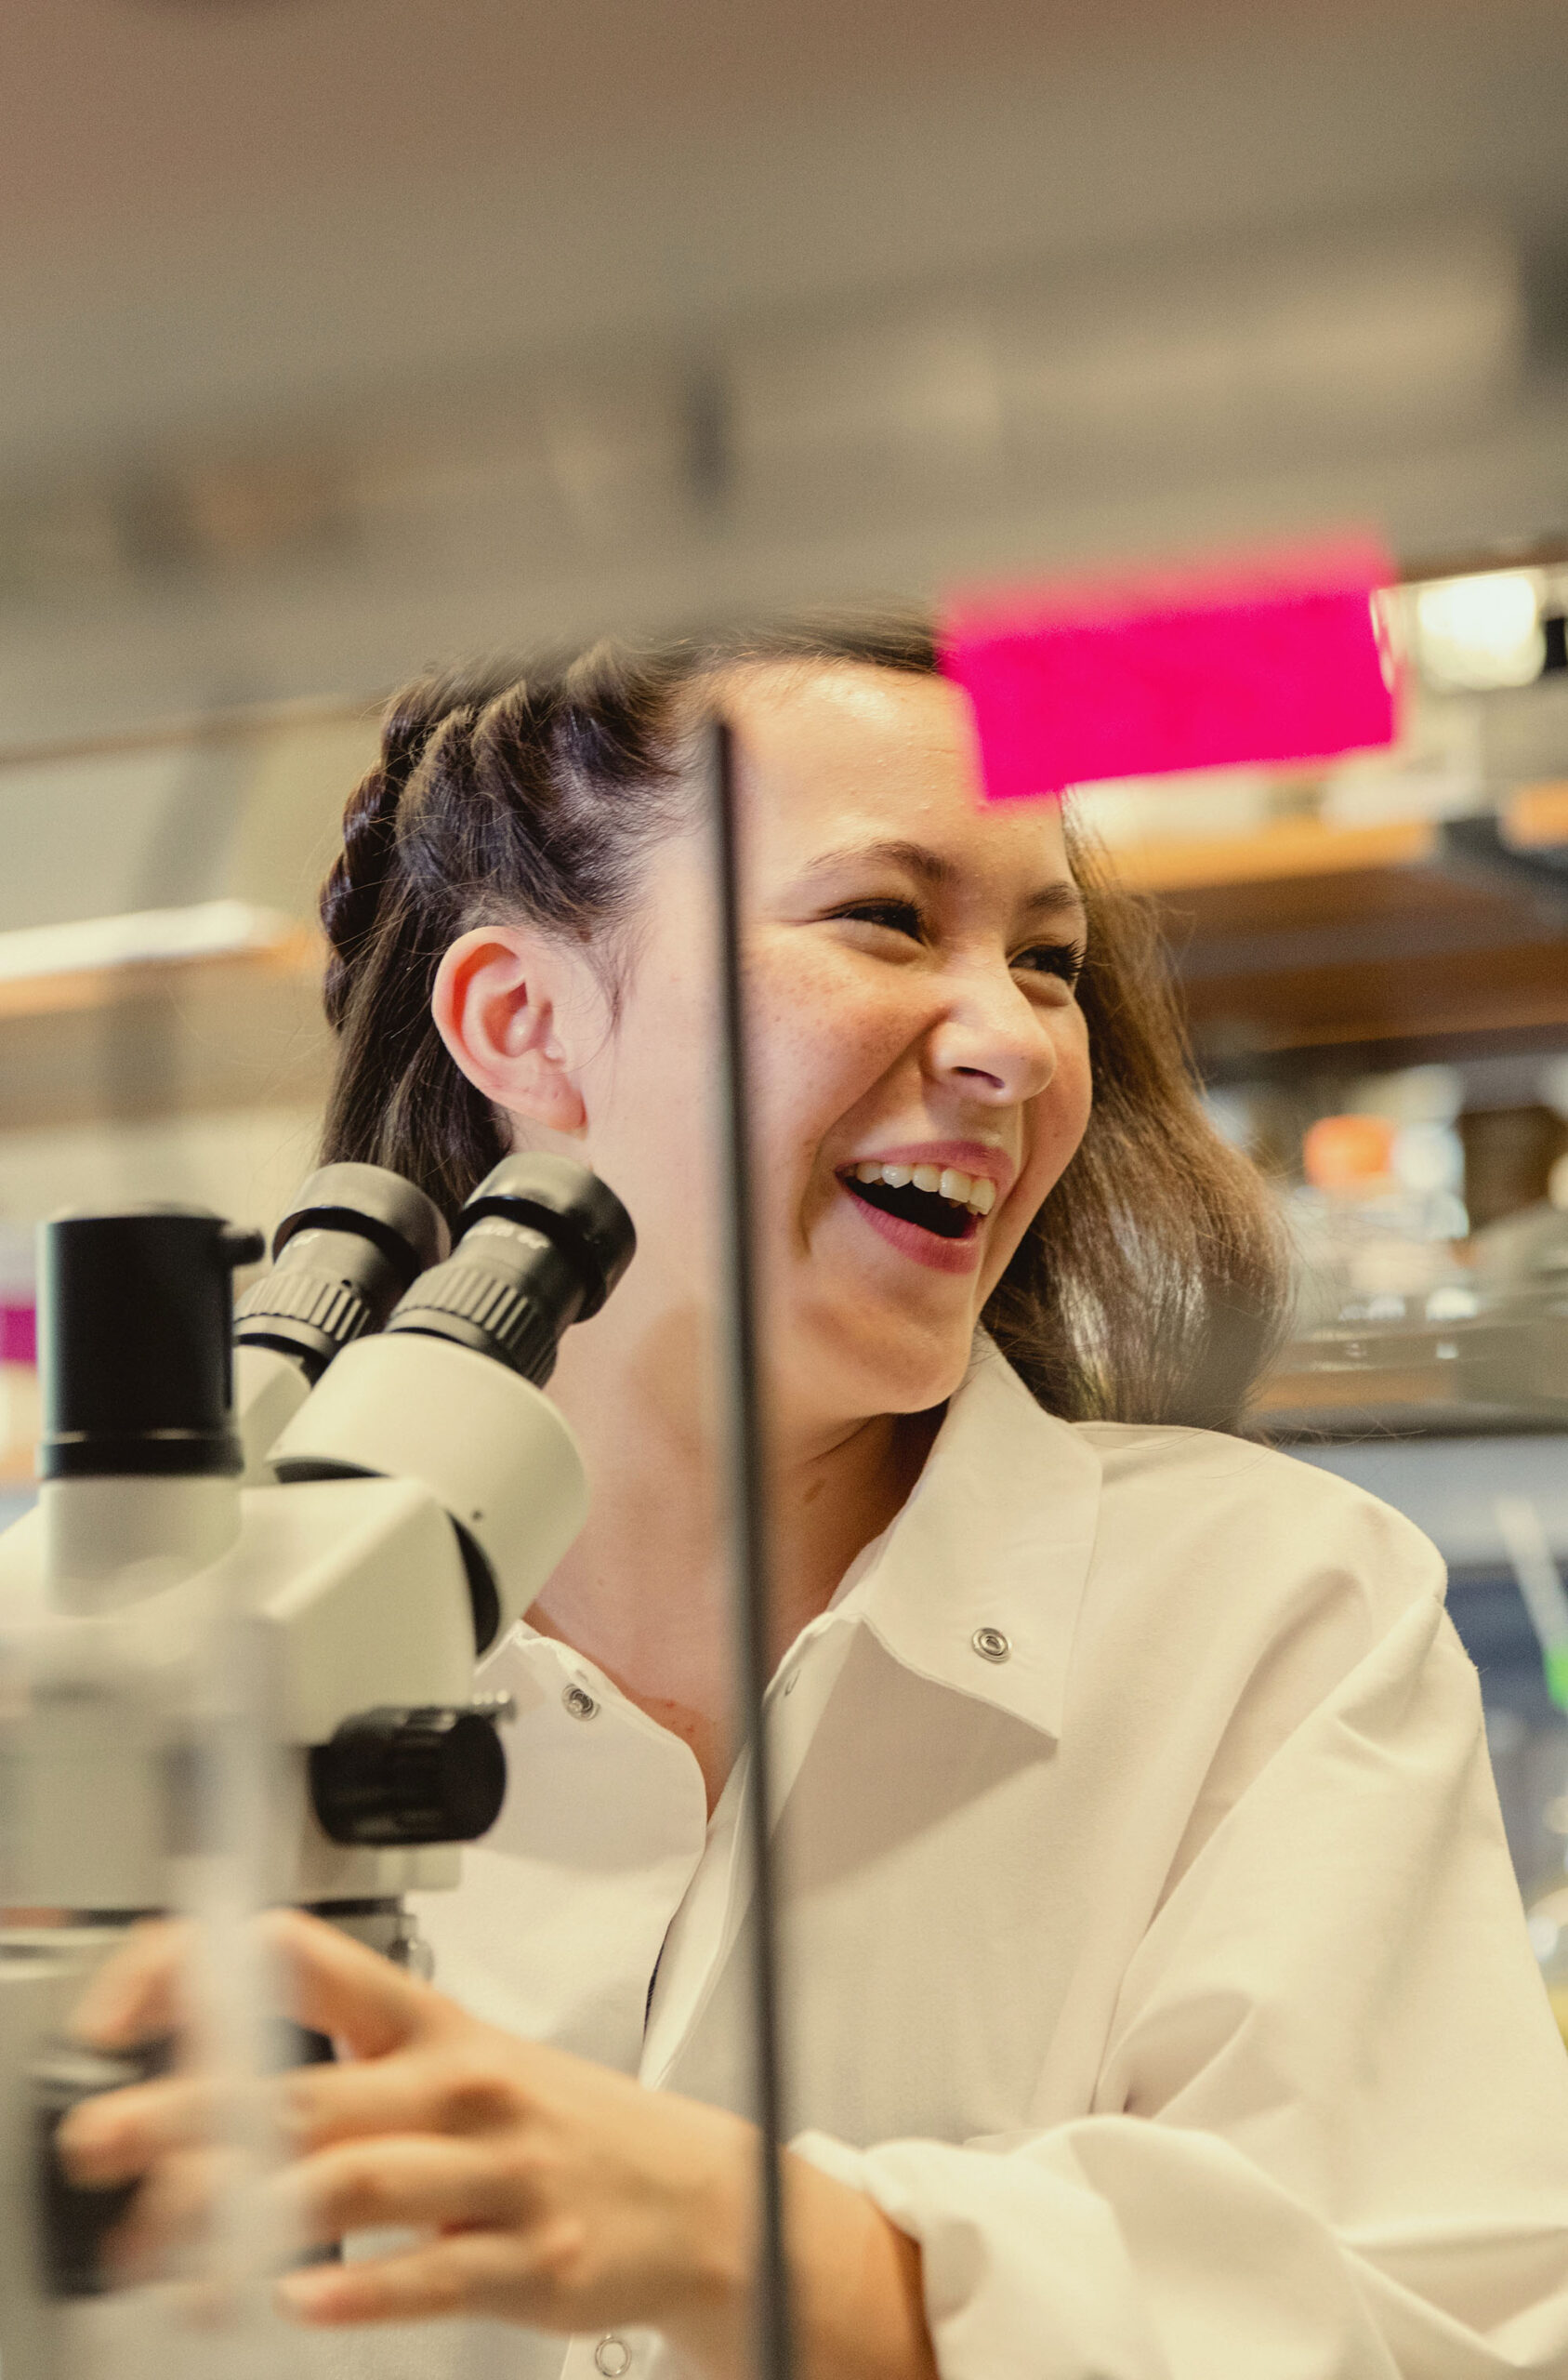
[319,617,1288,1430]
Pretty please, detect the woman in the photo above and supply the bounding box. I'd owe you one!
[64,621,1568,2378]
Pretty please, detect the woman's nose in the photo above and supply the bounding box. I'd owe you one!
[924,962,1060,1104]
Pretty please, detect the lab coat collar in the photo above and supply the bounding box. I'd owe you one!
[846,1341,1101,1741]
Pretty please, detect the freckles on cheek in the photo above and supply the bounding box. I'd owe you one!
[747,955,865,1109]
[1017,1051,1093,1222]
[1043,1078,1093,1181]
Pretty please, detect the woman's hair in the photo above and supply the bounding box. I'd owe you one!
[319,615,1289,1431]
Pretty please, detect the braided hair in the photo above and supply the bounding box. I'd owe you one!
[319,642,707,1218]
[319,617,1288,1428]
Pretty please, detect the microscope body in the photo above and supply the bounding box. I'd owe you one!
[0,1159,634,2380]
[1,1323,591,1902]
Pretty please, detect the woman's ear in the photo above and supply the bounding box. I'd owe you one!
[431,926,590,1137]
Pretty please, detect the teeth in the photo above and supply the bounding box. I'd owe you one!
[849,1161,998,1216]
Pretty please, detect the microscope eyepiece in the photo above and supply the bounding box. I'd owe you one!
[267,1157,630,1649]
[454,1156,636,1323]
[383,1156,635,1386]
[38,1208,262,1480]
[234,1163,451,1382]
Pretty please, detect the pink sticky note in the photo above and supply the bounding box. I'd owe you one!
[0,1304,35,1367]
[942,537,1399,802]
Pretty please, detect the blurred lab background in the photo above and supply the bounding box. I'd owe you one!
[1,0,1567,2005]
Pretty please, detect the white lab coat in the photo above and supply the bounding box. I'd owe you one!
[325,1339,1568,2380]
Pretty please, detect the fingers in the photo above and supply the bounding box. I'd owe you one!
[104,2145,244,2285]
[279,2134,526,2249]
[276,2217,586,2329]
[62,2040,520,2194]
[73,2119,533,2295]
[275,2046,518,2155]
[59,2073,227,2188]
[76,2118,539,2298]
[259,1911,446,2061]
[62,1999,512,2194]
[72,1918,195,2049]
[74,1909,450,2069]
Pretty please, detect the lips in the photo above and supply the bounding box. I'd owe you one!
[835,1144,1012,1276]
[847,1180,980,1276]
[849,1171,975,1240]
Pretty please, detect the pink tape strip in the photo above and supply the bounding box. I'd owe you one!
[0,1305,35,1368]
[942,538,1399,802]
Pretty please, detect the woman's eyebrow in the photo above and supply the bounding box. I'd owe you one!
[1019,880,1089,930]
[798,839,1087,927]
[797,837,955,889]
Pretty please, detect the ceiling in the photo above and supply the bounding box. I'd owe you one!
[3,0,1566,740]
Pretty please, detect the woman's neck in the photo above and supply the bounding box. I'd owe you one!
[523,1308,938,1811]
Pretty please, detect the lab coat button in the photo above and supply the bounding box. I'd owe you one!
[971,1625,1011,1662]
[594,2337,632,2375]
[563,1684,599,1720]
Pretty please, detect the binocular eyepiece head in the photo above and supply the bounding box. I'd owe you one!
[385,1155,637,1386]
[235,1151,635,1390]
[38,1156,636,1484]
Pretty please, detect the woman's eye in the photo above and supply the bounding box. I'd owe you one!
[1012,941,1086,988]
[833,900,926,941]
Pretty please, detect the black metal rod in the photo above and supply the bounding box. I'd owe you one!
[711,715,794,2380]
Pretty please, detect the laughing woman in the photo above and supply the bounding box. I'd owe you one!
[66,621,1568,2379]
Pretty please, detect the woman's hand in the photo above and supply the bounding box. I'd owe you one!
[60,1910,753,2363]
[60,1910,937,2380]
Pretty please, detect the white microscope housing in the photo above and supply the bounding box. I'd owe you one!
[0,1155,635,2374]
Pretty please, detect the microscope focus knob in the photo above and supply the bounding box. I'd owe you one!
[309,1706,507,1845]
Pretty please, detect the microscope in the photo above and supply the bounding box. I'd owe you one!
[0,1154,634,2380]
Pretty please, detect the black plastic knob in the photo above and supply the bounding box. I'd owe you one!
[33,2035,173,2297]
[309,1706,507,1846]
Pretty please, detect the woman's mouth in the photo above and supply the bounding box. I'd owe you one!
[837,1160,994,1273]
